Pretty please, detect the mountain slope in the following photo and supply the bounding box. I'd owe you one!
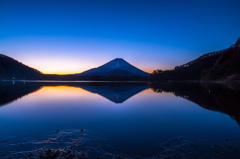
[202,39,240,81]
[79,58,149,76]
[0,54,42,80]
[149,37,240,81]
[149,51,222,81]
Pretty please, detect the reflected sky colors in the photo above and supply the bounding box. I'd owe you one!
[0,82,240,157]
[0,0,240,74]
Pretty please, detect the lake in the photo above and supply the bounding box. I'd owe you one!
[0,81,240,158]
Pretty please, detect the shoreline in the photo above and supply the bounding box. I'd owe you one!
[1,79,240,83]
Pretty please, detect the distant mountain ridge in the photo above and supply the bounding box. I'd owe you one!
[1,37,239,81]
[78,58,149,76]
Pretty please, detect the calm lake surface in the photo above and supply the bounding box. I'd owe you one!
[0,81,240,158]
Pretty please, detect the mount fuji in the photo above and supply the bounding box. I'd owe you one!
[78,58,149,76]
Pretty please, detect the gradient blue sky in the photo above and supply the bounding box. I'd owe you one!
[0,0,239,74]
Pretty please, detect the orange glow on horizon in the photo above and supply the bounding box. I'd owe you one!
[22,56,169,75]
[42,69,153,75]
[33,63,168,75]
[39,65,155,75]
[43,71,82,75]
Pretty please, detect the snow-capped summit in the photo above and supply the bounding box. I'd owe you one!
[100,58,130,68]
[79,58,149,76]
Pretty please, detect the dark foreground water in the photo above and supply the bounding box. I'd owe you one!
[0,81,240,159]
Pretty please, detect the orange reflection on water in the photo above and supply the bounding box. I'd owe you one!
[31,86,93,99]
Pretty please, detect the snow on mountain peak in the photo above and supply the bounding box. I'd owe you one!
[101,58,130,68]
[79,58,149,76]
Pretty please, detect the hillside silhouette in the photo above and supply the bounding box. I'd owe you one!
[202,39,240,81]
[0,54,42,80]
[149,37,240,82]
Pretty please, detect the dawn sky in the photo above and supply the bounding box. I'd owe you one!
[0,0,239,74]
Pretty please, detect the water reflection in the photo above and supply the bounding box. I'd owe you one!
[0,81,148,105]
[79,83,148,103]
[150,83,240,126]
[1,81,239,125]
[0,81,42,106]
[0,81,240,158]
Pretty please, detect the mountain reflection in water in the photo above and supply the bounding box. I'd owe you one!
[0,81,239,126]
[0,81,240,158]
[0,81,149,105]
[79,84,148,103]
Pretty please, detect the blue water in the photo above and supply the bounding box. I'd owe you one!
[0,81,239,158]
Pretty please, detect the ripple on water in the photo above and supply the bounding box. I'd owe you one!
[0,129,239,159]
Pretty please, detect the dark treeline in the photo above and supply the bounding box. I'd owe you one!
[148,51,222,81]
[149,37,240,82]
[202,46,240,81]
